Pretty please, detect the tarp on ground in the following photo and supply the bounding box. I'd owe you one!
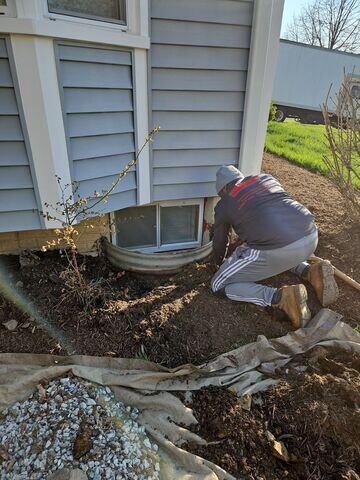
[0,309,359,480]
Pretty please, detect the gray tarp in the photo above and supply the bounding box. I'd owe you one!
[0,309,359,480]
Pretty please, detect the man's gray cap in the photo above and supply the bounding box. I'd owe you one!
[216,165,244,194]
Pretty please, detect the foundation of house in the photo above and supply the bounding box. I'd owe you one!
[0,215,110,256]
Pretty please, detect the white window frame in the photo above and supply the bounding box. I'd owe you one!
[44,0,128,30]
[0,1,149,48]
[110,199,204,253]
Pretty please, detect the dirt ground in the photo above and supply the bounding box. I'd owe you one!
[186,346,360,480]
[0,154,359,367]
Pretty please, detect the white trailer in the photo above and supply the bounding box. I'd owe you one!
[273,39,360,123]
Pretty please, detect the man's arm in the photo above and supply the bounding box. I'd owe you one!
[212,202,230,266]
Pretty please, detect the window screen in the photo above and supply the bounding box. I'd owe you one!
[115,206,157,249]
[160,205,199,246]
[47,0,125,23]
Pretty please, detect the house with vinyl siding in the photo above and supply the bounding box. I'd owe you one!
[0,0,284,256]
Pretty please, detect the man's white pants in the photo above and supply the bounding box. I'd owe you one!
[211,230,318,307]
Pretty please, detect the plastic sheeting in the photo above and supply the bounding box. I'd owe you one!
[0,309,359,480]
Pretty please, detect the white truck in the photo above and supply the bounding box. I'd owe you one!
[273,39,360,123]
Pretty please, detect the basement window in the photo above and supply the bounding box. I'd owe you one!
[113,200,204,252]
[47,0,126,25]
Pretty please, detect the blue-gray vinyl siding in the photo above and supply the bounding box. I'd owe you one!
[56,43,137,213]
[150,0,253,200]
[0,38,41,232]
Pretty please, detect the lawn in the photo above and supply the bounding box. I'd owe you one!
[265,120,330,175]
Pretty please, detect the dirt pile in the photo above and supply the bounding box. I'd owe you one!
[186,347,360,480]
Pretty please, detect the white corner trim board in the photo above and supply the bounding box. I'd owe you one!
[10,35,72,229]
[239,0,285,176]
[133,48,151,206]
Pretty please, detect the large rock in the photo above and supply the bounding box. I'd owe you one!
[49,469,88,480]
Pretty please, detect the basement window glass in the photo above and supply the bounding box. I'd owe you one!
[114,206,157,249]
[47,0,126,24]
[114,201,203,252]
[160,205,199,245]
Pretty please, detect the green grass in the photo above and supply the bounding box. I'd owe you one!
[265,121,330,175]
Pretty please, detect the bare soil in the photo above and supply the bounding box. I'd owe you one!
[0,154,358,366]
[186,347,360,480]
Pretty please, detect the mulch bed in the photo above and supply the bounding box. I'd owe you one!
[0,154,359,367]
[186,347,360,480]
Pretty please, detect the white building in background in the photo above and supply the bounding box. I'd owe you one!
[273,39,360,123]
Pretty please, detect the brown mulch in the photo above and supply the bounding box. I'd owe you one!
[0,154,358,366]
[186,347,360,480]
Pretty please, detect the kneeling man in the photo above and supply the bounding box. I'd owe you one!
[211,165,338,328]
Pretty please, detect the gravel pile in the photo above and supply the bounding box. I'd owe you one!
[0,376,160,480]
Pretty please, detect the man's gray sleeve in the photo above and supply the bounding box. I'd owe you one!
[213,201,230,265]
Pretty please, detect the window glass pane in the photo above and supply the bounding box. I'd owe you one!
[0,1,7,6]
[160,205,199,245]
[115,206,157,249]
[48,0,124,22]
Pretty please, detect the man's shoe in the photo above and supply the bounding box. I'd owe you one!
[273,284,311,329]
[306,260,339,307]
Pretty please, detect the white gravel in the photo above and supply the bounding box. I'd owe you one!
[0,376,160,480]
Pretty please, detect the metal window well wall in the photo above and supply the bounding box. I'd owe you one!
[103,198,217,274]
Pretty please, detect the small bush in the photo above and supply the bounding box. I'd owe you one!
[268,101,277,121]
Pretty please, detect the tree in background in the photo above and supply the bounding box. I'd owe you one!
[284,0,360,53]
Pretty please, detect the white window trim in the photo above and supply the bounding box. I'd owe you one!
[0,0,149,49]
[238,0,284,175]
[110,199,204,253]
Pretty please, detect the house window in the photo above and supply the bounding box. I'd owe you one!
[47,0,126,24]
[114,206,157,250]
[160,205,199,245]
[113,200,203,252]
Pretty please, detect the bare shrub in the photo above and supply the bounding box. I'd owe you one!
[322,76,360,217]
[41,127,160,312]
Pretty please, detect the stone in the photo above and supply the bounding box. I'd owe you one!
[266,431,290,462]
[2,319,18,331]
[49,468,88,480]
[238,393,252,411]
[70,469,89,480]
[15,280,24,288]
